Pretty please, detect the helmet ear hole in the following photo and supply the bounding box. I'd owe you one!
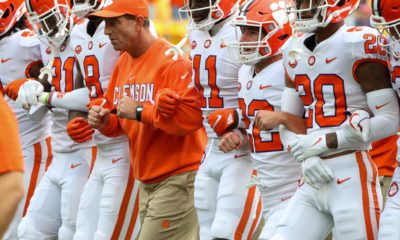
[2,8,9,18]
[337,0,346,7]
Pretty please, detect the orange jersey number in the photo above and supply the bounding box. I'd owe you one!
[238,98,283,153]
[83,55,103,100]
[193,54,223,108]
[363,34,387,56]
[295,74,347,128]
[0,81,4,95]
[52,57,75,92]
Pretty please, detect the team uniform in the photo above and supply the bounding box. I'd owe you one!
[189,20,262,239]
[0,29,52,240]
[237,61,301,239]
[273,26,385,240]
[18,39,96,240]
[70,19,140,240]
[378,40,400,240]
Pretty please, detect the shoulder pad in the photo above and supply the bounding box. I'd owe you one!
[18,29,40,47]
[343,26,381,43]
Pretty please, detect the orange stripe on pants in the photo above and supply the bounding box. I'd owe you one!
[23,142,42,216]
[44,137,52,171]
[356,152,374,240]
[235,170,257,240]
[111,166,134,240]
[246,196,262,240]
[88,146,97,177]
[125,192,140,240]
[366,152,380,229]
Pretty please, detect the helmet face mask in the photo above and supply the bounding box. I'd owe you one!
[287,0,360,32]
[26,0,72,47]
[370,0,400,58]
[71,0,105,18]
[179,0,239,31]
[226,0,292,65]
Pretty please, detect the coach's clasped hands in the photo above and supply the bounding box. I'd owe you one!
[117,96,140,120]
[88,105,111,130]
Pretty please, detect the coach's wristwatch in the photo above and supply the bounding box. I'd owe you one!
[136,105,144,122]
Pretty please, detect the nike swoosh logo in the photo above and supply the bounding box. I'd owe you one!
[212,115,222,128]
[337,177,351,184]
[1,58,11,63]
[99,42,107,48]
[181,72,189,80]
[112,157,123,164]
[70,163,82,169]
[325,57,337,64]
[311,137,322,147]
[376,102,390,110]
[259,84,272,90]
[234,153,247,159]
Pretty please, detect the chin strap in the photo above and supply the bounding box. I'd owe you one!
[39,43,57,84]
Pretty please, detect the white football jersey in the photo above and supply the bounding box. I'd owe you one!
[40,39,93,152]
[70,19,127,145]
[389,41,400,97]
[282,25,386,141]
[0,29,51,149]
[238,61,301,188]
[189,21,242,138]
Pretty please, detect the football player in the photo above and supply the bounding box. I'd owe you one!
[206,0,303,239]
[6,0,97,238]
[179,0,262,239]
[270,0,399,239]
[0,0,52,239]
[370,1,400,239]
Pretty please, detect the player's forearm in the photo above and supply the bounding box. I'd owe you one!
[279,112,307,134]
[0,172,24,238]
[41,88,90,112]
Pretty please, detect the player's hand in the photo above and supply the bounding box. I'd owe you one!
[117,96,140,120]
[4,78,29,101]
[67,117,94,143]
[345,110,371,142]
[88,105,110,130]
[218,129,245,153]
[16,80,44,109]
[301,156,334,189]
[291,134,329,162]
[155,88,181,118]
[254,110,282,130]
[207,109,239,137]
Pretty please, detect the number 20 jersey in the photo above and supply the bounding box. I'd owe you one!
[189,22,241,139]
[282,26,387,141]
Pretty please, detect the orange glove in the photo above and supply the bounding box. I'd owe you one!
[207,109,239,137]
[155,88,181,118]
[4,78,29,101]
[67,117,95,143]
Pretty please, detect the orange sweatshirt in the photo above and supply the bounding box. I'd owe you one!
[100,38,206,183]
[0,95,24,173]
[370,135,398,177]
